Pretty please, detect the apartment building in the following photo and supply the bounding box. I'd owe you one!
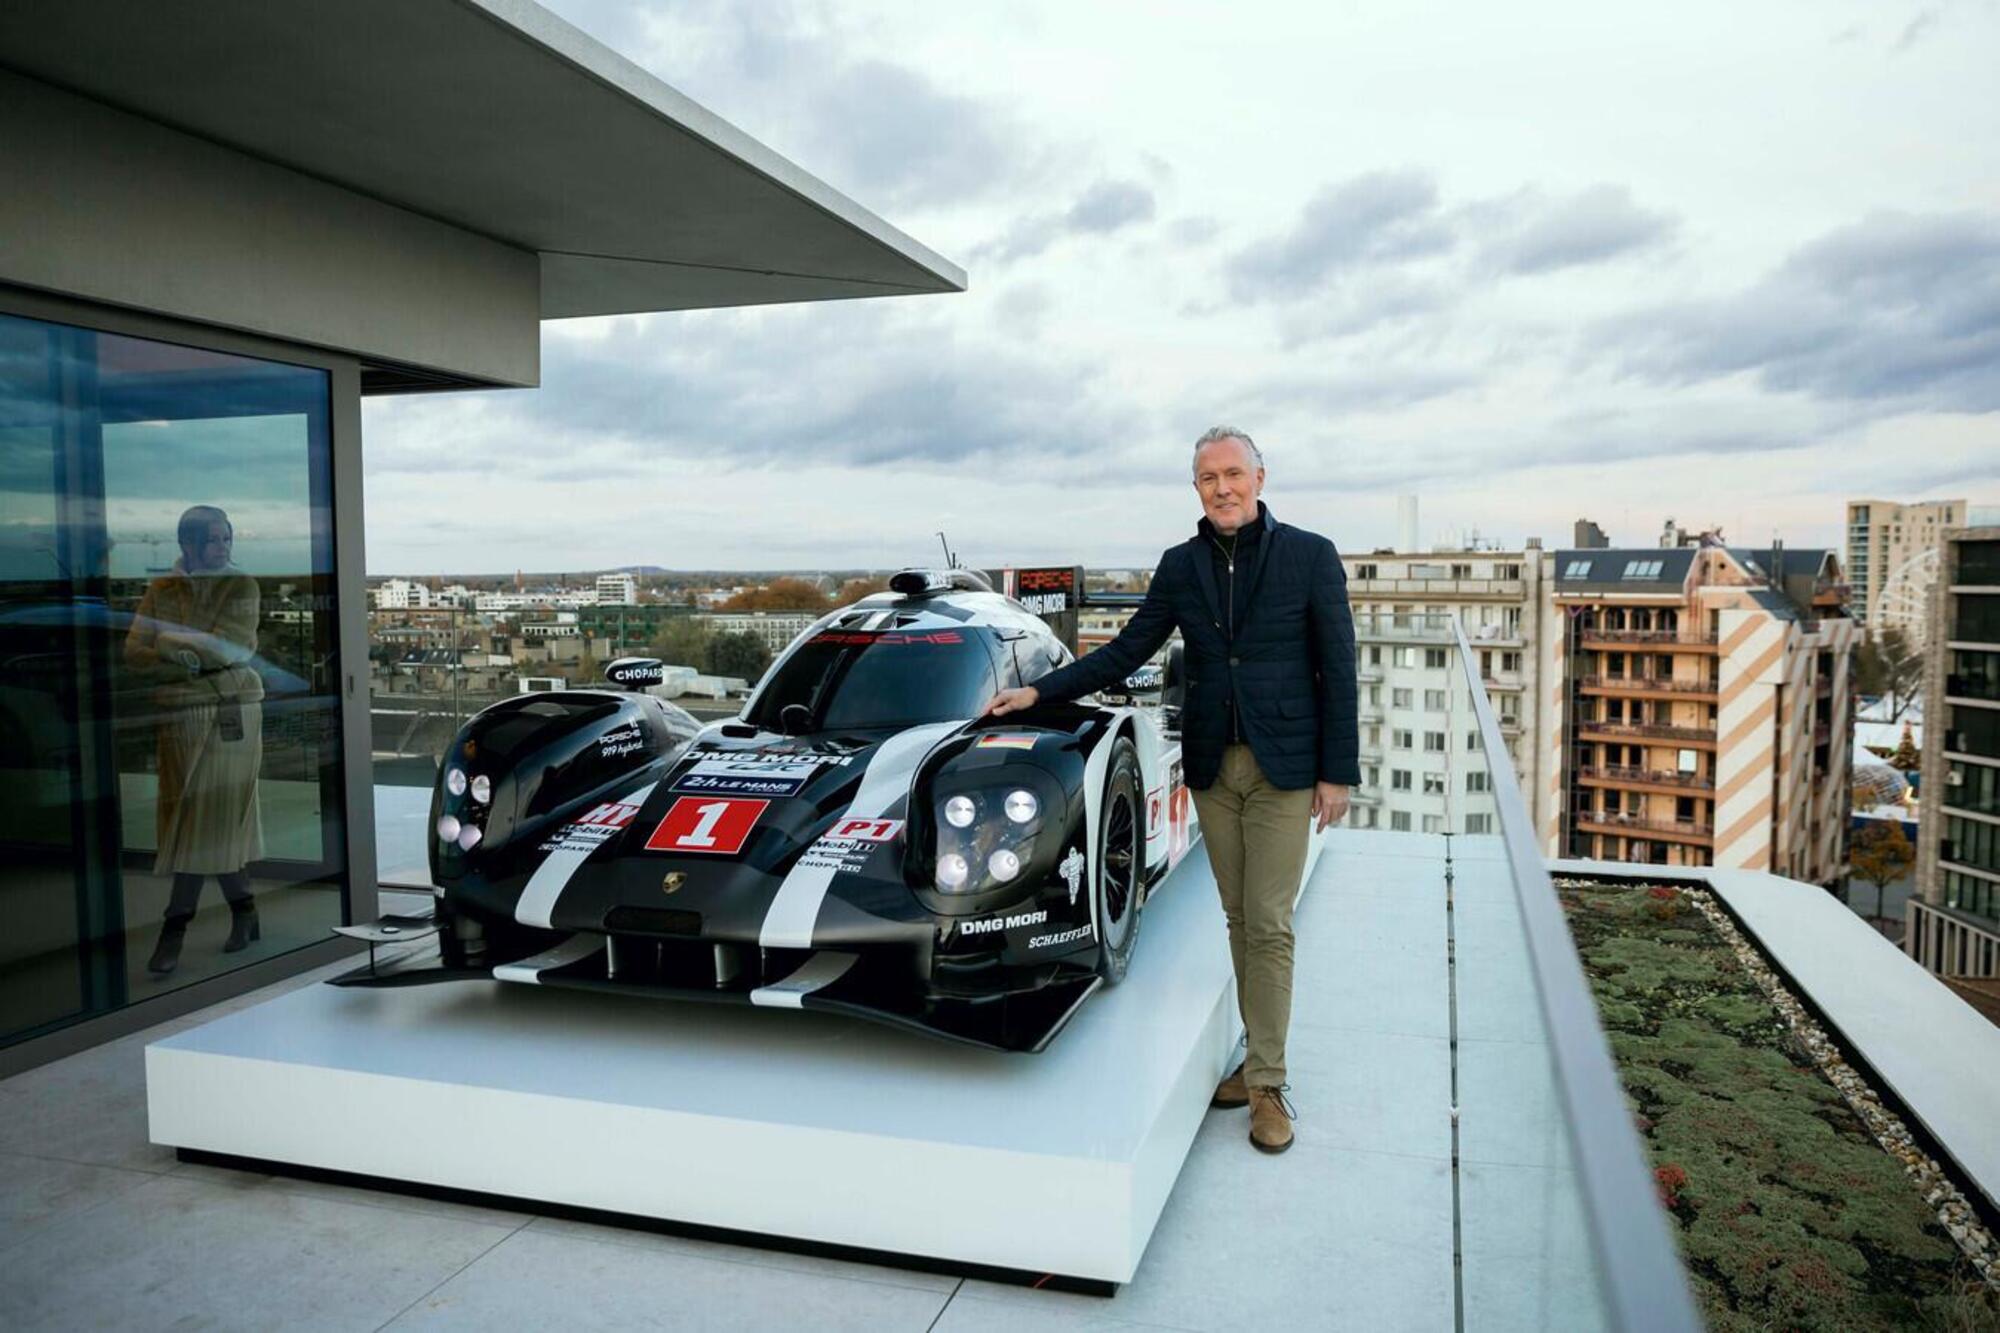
[372,577,433,610]
[1540,544,1856,884]
[595,572,640,606]
[1344,546,1546,800]
[1912,527,2000,979]
[701,611,822,654]
[1846,498,1965,640]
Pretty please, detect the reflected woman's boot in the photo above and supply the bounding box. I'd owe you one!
[147,914,193,975]
[223,899,261,953]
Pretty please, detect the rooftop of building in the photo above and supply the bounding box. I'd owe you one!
[1550,545,1842,620]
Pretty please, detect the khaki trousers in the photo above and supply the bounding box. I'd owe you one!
[1191,743,1313,1088]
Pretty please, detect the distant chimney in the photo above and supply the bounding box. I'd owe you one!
[1573,518,1609,549]
[1397,496,1419,553]
[1770,537,1783,591]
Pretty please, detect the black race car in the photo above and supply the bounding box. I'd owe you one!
[334,569,1196,1051]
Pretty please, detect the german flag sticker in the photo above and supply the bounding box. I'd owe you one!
[976,733,1038,750]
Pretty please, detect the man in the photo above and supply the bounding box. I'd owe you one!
[986,426,1356,1155]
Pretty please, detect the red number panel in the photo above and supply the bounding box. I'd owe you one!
[643,797,768,855]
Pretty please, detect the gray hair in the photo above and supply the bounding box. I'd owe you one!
[1191,426,1263,477]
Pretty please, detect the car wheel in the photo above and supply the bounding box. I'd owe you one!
[1094,736,1144,984]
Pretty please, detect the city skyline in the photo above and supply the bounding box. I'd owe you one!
[362,0,2000,572]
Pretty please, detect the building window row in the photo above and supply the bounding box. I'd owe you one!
[1943,870,2000,925]
[1944,815,2000,878]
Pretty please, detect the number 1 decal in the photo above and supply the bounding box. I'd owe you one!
[645,797,768,855]
[679,801,731,847]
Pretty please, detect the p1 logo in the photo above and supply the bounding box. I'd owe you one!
[824,817,903,843]
[645,797,768,855]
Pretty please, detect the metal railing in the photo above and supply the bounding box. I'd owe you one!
[1576,764,1715,791]
[1572,810,1714,839]
[1575,628,1718,646]
[1348,577,1526,597]
[1577,673,1718,695]
[1451,621,1705,1333]
[1576,720,1717,743]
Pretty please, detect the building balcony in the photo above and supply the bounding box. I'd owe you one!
[1575,719,1718,747]
[1577,673,1718,700]
[1348,577,1525,599]
[1575,629,1719,651]
[1358,664,1385,683]
[1575,764,1715,793]
[1572,810,1715,844]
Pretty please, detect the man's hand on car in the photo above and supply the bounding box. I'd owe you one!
[984,686,1040,716]
[1311,782,1351,832]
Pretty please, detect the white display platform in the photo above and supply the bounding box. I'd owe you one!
[148,831,1325,1285]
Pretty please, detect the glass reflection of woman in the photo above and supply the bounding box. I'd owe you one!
[123,505,266,976]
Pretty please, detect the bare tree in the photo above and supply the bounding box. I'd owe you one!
[1853,626,1925,722]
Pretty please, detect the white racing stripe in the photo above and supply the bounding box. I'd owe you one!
[514,782,657,929]
[493,933,605,985]
[758,721,963,950]
[749,950,858,1008]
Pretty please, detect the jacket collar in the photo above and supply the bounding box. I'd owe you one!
[1196,500,1272,545]
[1190,503,1278,633]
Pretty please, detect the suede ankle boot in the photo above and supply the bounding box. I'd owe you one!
[223,900,261,953]
[1211,1061,1249,1109]
[148,914,193,975]
[1248,1085,1297,1154]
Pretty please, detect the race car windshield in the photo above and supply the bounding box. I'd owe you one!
[746,628,999,733]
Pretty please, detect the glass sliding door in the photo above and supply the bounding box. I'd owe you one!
[0,309,347,1048]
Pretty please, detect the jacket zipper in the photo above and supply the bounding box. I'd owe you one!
[1210,536,1236,741]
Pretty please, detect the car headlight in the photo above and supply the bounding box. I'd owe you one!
[457,824,483,851]
[925,773,1055,897]
[936,853,970,890]
[445,767,468,797]
[470,773,492,805]
[436,813,462,843]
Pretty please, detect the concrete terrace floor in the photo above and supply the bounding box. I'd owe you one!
[0,830,1600,1331]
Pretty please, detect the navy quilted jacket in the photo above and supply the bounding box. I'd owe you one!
[1033,503,1359,791]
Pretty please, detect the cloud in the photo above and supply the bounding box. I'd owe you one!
[1273,275,1452,345]
[1477,185,1678,275]
[981,178,1158,263]
[1223,170,1452,302]
[541,0,1042,212]
[1221,175,1675,331]
[1894,9,1941,52]
[371,303,1155,485]
[1598,211,2000,412]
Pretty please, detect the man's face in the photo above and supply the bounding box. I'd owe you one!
[1193,438,1265,535]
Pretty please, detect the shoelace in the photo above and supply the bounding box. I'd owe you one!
[1254,1084,1298,1120]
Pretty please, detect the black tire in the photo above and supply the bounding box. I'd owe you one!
[1094,736,1145,984]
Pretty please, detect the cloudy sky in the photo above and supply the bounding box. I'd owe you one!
[362,0,2000,574]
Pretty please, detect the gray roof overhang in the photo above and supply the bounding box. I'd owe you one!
[0,0,965,320]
